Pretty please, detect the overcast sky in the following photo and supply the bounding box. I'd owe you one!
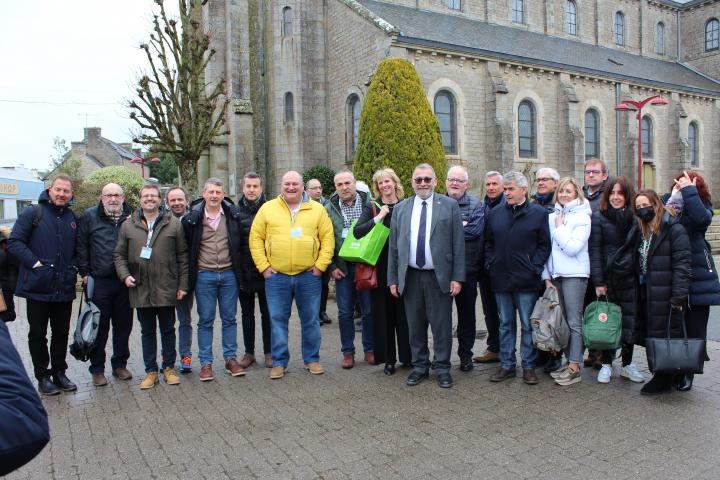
[0,1,175,172]
[1,1,696,173]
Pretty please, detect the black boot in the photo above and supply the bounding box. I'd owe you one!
[52,371,77,392]
[640,373,672,396]
[38,375,61,396]
[543,355,562,374]
[677,373,694,392]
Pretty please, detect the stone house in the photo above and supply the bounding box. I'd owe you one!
[49,127,144,180]
[203,0,720,201]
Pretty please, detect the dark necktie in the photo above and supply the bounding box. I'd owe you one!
[416,201,427,268]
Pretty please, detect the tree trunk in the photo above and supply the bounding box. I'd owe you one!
[178,159,198,195]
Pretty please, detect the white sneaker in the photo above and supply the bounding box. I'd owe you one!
[550,365,570,379]
[597,364,612,384]
[621,363,645,383]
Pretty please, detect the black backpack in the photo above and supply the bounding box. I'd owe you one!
[69,277,101,362]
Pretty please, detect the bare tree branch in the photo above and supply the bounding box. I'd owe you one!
[127,0,228,193]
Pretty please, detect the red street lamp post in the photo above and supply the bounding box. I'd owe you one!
[131,155,160,178]
[614,95,668,190]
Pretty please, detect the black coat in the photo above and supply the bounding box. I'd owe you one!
[181,197,243,292]
[8,191,78,303]
[634,213,691,342]
[237,193,266,293]
[76,202,132,279]
[590,208,639,344]
[0,239,18,293]
[455,192,485,277]
[674,186,720,306]
[484,200,551,293]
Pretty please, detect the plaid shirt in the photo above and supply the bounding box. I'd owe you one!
[339,193,363,228]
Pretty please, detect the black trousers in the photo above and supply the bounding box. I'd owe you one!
[0,289,16,322]
[454,271,478,359]
[370,284,411,366]
[136,307,176,373]
[478,269,499,353]
[26,299,73,380]
[686,304,710,362]
[239,289,271,355]
[89,276,133,374]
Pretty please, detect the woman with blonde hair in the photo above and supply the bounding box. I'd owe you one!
[354,168,410,375]
[542,177,592,386]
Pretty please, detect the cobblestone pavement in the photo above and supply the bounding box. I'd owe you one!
[5,296,720,480]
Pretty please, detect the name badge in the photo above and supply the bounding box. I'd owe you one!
[290,227,302,238]
[140,246,153,259]
[342,227,349,239]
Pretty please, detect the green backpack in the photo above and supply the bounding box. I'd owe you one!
[582,296,622,350]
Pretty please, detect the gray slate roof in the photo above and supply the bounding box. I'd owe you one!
[358,0,720,96]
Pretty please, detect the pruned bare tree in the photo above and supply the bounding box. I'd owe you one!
[128,0,228,193]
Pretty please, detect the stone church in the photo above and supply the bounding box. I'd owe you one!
[202,0,720,200]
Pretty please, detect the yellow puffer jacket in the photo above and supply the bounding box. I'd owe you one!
[249,194,334,275]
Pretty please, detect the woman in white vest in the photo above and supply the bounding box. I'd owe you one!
[542,177,592,386]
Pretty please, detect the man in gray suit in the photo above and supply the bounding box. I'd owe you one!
[388,163,465,388]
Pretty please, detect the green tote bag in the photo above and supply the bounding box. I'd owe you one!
[338,219,390,266]
[582,296,622,350]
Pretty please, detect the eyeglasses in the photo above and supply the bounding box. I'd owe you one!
[413,177,434,184]
[584,169,602,175]
[447,178,467,184]
[536,178,553,183]
[102,193,123,199]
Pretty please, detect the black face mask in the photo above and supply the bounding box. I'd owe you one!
[636,206,656,223]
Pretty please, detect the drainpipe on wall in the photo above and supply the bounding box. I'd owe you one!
[615,82,622,175]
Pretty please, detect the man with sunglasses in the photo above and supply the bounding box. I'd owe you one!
[388,164,465,388]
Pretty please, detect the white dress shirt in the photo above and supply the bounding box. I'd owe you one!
[409,193,434,270]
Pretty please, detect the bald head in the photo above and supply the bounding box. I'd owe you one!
[281,170,304,204]
[101,183,124,213]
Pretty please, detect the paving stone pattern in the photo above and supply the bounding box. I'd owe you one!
[6,297,720,479]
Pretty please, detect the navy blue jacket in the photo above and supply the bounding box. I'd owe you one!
[674,186,720,306]
[0,320,50,475]
[8,191,78,302]
[484,200,551,292]
[454,193,484,276]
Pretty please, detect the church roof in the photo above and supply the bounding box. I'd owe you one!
[356,0,720,97]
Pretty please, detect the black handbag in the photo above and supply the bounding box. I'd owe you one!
[645,308,705,374]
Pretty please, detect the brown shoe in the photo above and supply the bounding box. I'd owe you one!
[112,367,133,381]
[270,366,286,379]
[473,350,500,363]
[523,368,539,385]
[341,354,355,369]
[305,362,325,375]
[225,358,247,377]
[489,367,516,382]
[264,354,273,368]
[238,353,256,368]
[199,364,215,382]
[364,351,376,365]
[92,373,108,387]
[583,351,597,367]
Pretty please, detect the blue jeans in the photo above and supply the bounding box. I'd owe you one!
[495,291,538,370]
[195,270,239,365]
[176,293,194,359]
[335,264,373,355]
[265,271,322,367]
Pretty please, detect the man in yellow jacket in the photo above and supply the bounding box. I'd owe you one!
[250,170,334,379]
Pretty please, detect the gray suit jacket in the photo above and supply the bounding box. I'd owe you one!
[387,193,465,295]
